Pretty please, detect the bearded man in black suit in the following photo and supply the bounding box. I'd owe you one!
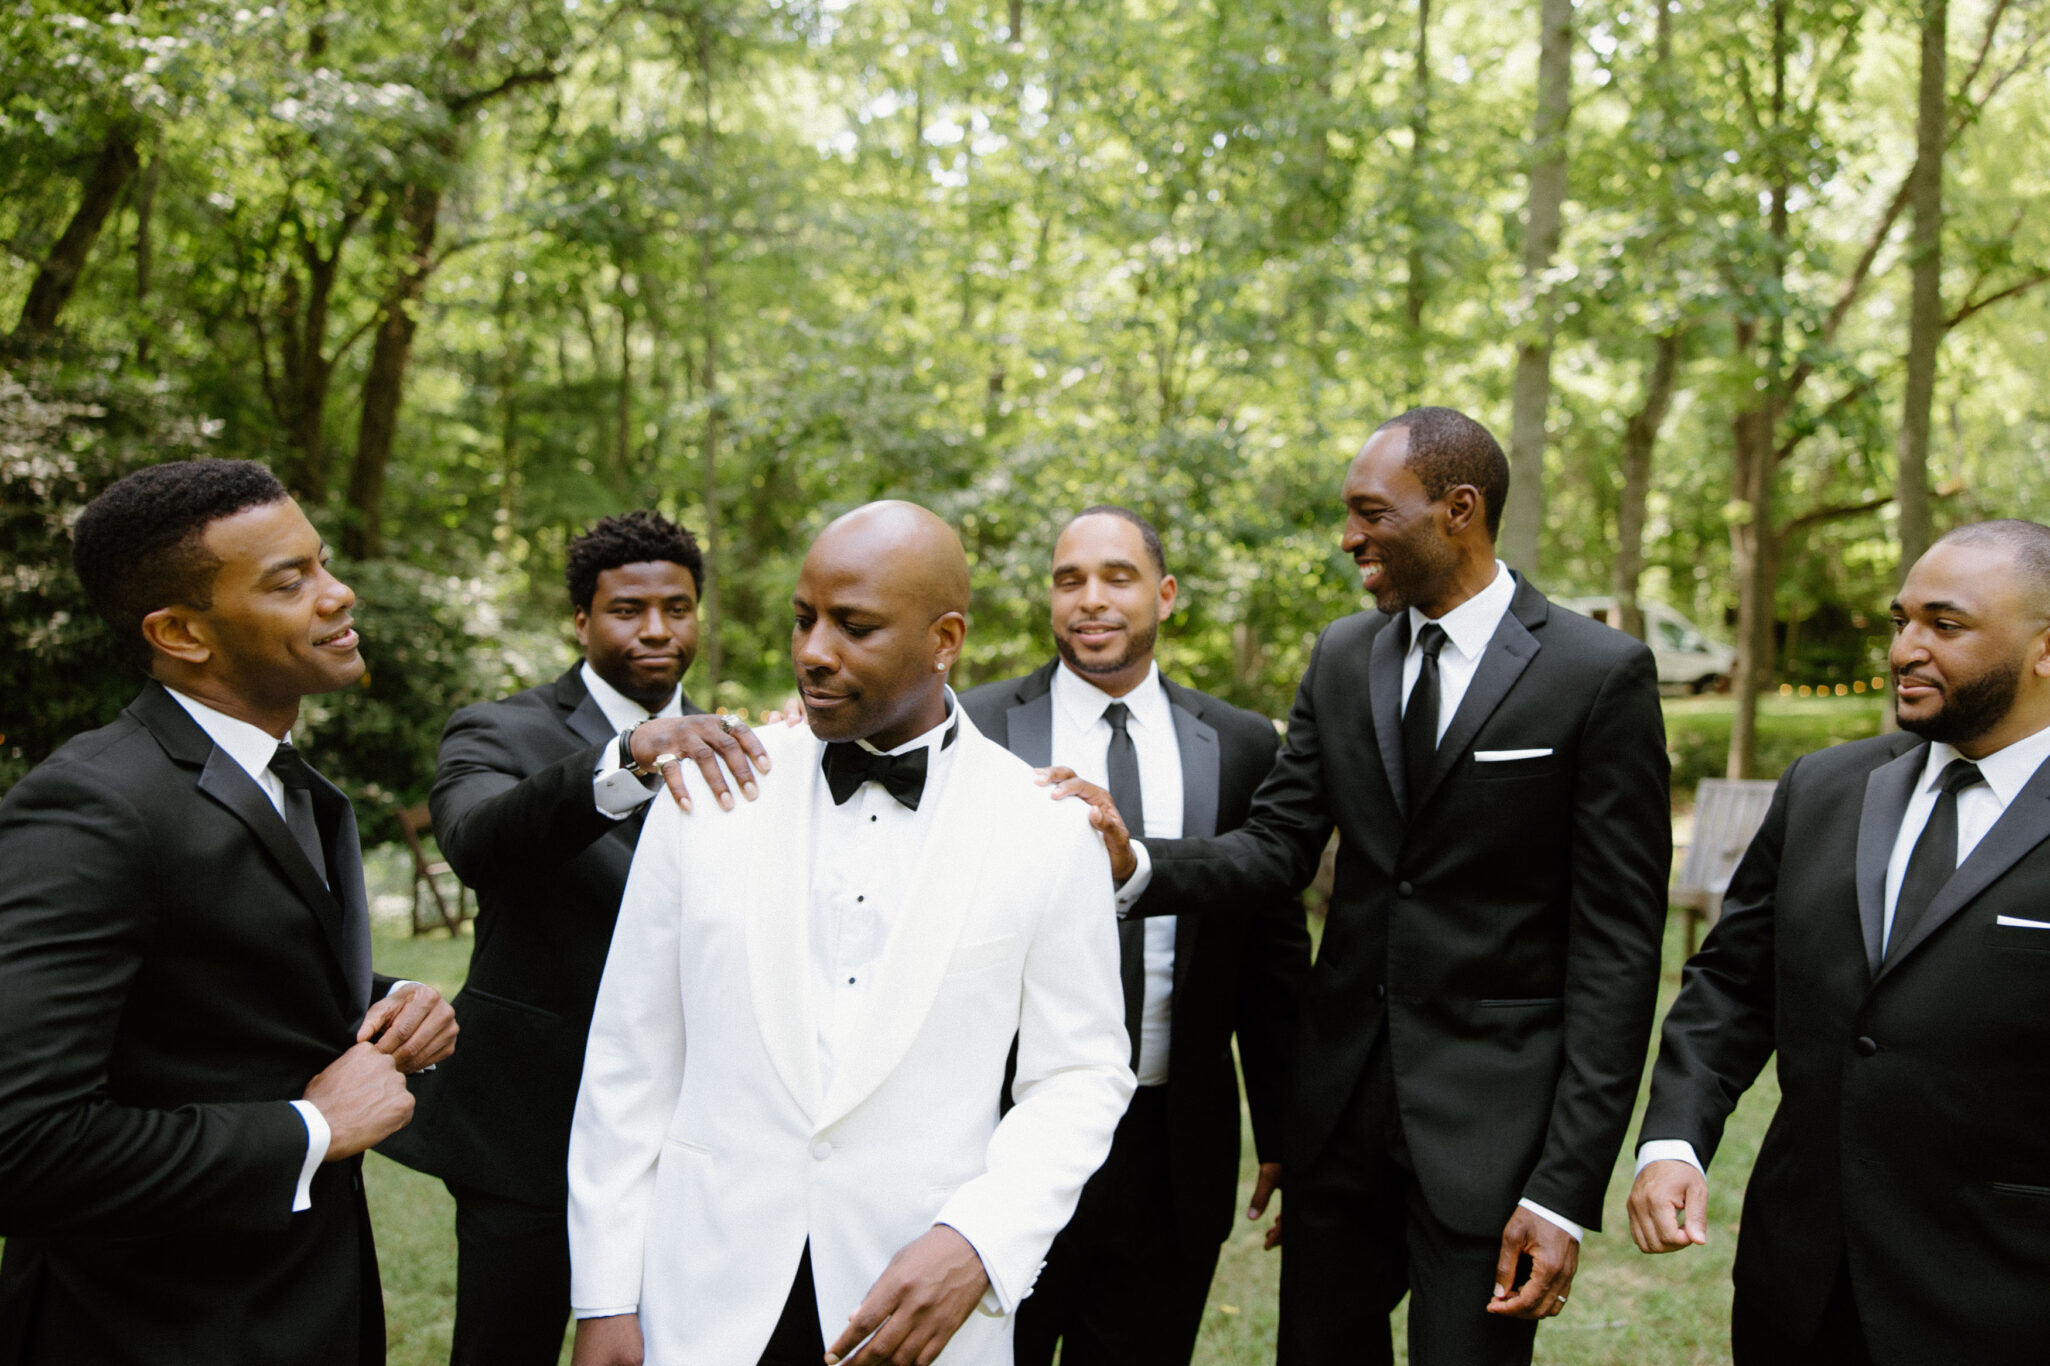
[1629,520,2050,1366]
[1054,408,1671,1365]
[0,459,457,1365]
[384,510,766,1366]
[960,506,1310,1366]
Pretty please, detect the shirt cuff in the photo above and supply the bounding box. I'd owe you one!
[938,1222,1011,1317]
[289,1100,329,1213]
[1114,840,1153,917]
[1517,1198,1583,1242]
[573,1306,639,1320]
[593,737,662,819]
[1635,1140,1705,1177]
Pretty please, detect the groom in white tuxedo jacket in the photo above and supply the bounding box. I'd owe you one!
[568,502,1136,1366]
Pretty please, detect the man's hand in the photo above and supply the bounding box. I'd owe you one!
[303,1042,414,1159]
[1627,1159,1709,1253]
[570,1313,644,1366]
[1034,767,1136,883]
[629,714,772,813]
[826,1225,989,1366]
[358,983,458,1072]
[1248,1161,1283,1250]
[1485,1205,1578,1319]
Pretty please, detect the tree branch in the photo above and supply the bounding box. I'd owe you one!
[1776,494,1892,546]
[446,65,560,116]
[1946,269,2050,329]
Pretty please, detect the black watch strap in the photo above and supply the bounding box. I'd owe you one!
[620,723,656,779]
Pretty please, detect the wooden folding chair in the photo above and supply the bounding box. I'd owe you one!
[396,803,468,937]
[1671,778,1777,956]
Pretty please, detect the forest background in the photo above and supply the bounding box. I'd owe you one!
[4,0,2049,826]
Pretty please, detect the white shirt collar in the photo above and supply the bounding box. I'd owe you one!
[857,687,962,757]
[579,660,682,735]
[1917,719,2050,806]
[1408,560,1515,662]
[163,685,293,784]
[1052,659,1171,734]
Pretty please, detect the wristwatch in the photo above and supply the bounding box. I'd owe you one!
[619,721,661,780]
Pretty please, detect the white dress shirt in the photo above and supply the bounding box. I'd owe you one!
[1400,560,1517,739]
[585,662,685,818]
[164,687,331,1214]
[1051,662,1182,1087]
[810,694,961,1098]
[1639,718,2050,1181]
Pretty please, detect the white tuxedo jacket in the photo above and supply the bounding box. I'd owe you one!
[568,713,1135,1364]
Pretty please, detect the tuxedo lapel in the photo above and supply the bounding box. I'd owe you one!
[745,731,824,1120]
[1167,686,1219,992]
[1856,744,1926,977]
[1368,618,1409,814]
[559,673,620,750]
[1877,752,2050,981]
[1005,692,1054,769]
[815,719,999,1132]
[1413,603,1541,814]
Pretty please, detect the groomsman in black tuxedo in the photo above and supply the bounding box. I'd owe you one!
[383,511,766,1366]
[961,506,1310,1366]
[1057,408,1670,1364]
[1629,520,2050,1366]
[0,460,456,1365]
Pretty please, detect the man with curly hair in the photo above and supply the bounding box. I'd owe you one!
[0,458,457,1365]
[386,509,767,1366]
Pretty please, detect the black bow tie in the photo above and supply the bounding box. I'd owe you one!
[820,716,959,811]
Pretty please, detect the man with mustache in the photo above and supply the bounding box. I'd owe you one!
[1055,408,1671,1364]
[0,459,456,1364]
[960,505,1310,1366]
[567,501,1133,1366]
[384,510,768,1366]
[1628,519,2050,1365]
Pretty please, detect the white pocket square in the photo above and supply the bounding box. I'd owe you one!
[1474,749,1553,762]
[1994,916,2050,930]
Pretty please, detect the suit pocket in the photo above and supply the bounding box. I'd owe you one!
[461,986,562,1021]
[1983,925,2050,954]
[1989,1181,2050,1199]
[944,934,1017,977]
[663,1134,713,1156]
[1477,997,1565,1009]
[1465,756,1558,782]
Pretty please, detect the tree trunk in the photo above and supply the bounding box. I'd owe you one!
[345,181,443,560]
[1612,330,1683,642]
[694,18,723,694]
[1896,0,1948,585]
[1499,0,1573,573]
[615,281,635,494]
[1403,0,1433,401]
[12,131,140,340]
[133,153,159,369]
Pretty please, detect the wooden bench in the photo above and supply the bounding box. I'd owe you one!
[1671,778,1777,955]
[396,803,469,937]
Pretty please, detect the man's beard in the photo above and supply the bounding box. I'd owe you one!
[1896,657,2023,748]
[1056,616,1159,678]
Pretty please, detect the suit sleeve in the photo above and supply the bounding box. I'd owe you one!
[1519,645,1673,1229]
[1636,761,1791,1167]
[1227,722,1312,1165]
[937,803,1136,1313]
[1137,628,1341,918]
[566,792,689,1314]
[430,701,619,890]
[0,765,308,1237]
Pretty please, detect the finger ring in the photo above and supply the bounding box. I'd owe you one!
[653,752,681,770]
[716,714,736,735]
[1555,1295,1568,1305]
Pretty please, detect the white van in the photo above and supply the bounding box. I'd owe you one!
[1559,597,1736,695]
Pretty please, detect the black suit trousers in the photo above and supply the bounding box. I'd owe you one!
[445,1181,570,1366]
[1278,1039,1537,1366]
[1013,1085,1220,1366]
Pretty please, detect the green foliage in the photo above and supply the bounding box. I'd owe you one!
[1663,695,1886,794]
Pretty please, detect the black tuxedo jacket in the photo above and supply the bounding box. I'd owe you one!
[1641,731,2050,1363]
[0,682,387,1366]
[1136,576,1671,1235]
[381,666,698,1206]
[960,662,1311,1245]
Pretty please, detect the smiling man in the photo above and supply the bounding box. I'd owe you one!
[567,501,1133,1366]
[383,510,768,1366]
[1058,408,1671,1365]
[1629,519,2050,1366]
[0,459,456,1366]
[960,506,1310,1366]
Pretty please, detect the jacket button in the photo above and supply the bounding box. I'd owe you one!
[1375,984,1387,1000]
[1397,881,1414,897]
[1854,1036,1879,1057]
[811,1140,832,1161]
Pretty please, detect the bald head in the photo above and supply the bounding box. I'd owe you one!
[793,501,970,747]
[1933,519,2050,617]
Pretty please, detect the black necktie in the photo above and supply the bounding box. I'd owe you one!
[267,742,327,884]
[1887,757,1986,962]
[1105,702,1147,1071]
[1402,622,1449,813]
[820,717,958,811]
